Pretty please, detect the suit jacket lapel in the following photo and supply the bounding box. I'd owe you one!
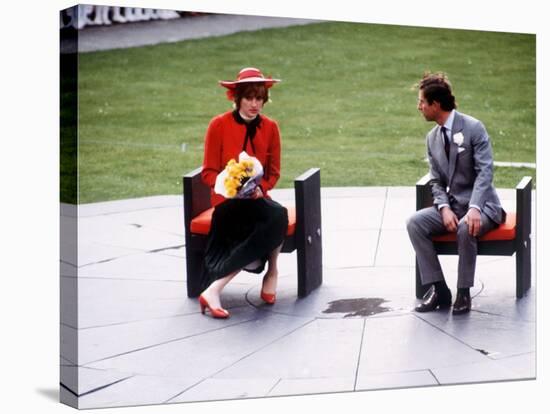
[448,112,464,184]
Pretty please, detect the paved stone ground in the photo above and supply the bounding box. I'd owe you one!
[60,185,536,409]
[64,13,321,53]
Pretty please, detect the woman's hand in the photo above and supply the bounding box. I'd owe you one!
[251,186,264,199]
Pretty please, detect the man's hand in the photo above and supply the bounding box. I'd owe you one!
[464,207,481,236]
[440,206,458,232]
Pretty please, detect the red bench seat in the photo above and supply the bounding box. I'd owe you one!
[190,206,297,236]
[433,212,516,242]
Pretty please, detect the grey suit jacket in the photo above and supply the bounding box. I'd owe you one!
[426,110,505,224]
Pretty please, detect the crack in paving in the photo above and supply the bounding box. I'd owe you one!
[412,313,494,357]
[353,319,367,391]
[77,245,185,268]
[147,244,185,253]
[80,204,182,218]
[79,256,132,268]
[373,187,389,267]
[470,308,535,323]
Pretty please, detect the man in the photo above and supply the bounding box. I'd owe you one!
[407,72,505,314]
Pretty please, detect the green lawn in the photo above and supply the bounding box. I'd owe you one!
[67,21,536,203]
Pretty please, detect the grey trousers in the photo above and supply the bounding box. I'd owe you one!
[406,206,498,288]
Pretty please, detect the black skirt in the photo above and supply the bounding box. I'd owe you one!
[201,198,288,288]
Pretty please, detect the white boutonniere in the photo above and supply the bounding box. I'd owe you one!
[453,132,464,146]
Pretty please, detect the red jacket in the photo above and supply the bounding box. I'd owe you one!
[201,111,282,206]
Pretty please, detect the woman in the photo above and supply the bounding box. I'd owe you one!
[198,67,288,319]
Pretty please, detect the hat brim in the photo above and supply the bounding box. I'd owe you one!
[219,77,281,89]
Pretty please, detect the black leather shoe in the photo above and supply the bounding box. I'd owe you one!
[452,291,471,315]
[415,285,452,313]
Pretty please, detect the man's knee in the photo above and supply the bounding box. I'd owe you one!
[456,220,471,241]
[406,213,420,236]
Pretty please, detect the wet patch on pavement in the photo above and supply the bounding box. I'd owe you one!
[322,298,392,318]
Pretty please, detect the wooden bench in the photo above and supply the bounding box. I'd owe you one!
[183,167,323,298]
[415,174,532,299]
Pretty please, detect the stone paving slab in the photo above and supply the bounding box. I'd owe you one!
[472,291,535,323]
[78,195,181,217]
[414,310,535,357]
[106,206,184,235]
[355,370,438,391]
[78,216,184,254]
[322,229,379,268]
[375,229,415,266]
[382,198,417,229]
[322,197,386,230]
[357,314,491,375]
[170,377,280,403]
[78,252,186,281]
[432,356,534,385]
[213,318,364,380]
[78,374,201,409]
[75,278,190,328]
[494,352,536,378]
[75,242,142,267]
[61,365,132,397]
[268,376,355,397]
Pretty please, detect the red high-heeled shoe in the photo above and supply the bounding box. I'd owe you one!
[199,295,230,319]
[260,290,276,305]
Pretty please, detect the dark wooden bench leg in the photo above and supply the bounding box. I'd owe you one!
[186,248,205,298]
[515,177,532,298]
[295,168,323,298]
[516,243,530,299]
[183,168,212,298]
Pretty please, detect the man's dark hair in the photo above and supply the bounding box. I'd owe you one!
[234,83,269,109]
[419,72,457,111]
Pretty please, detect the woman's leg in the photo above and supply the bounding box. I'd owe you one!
[201,270,239,309]
[262,243,283,294]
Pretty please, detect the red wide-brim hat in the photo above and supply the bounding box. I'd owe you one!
[219,67,281,89]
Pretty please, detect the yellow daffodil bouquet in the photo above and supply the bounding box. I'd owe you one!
[214,151,264,199]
